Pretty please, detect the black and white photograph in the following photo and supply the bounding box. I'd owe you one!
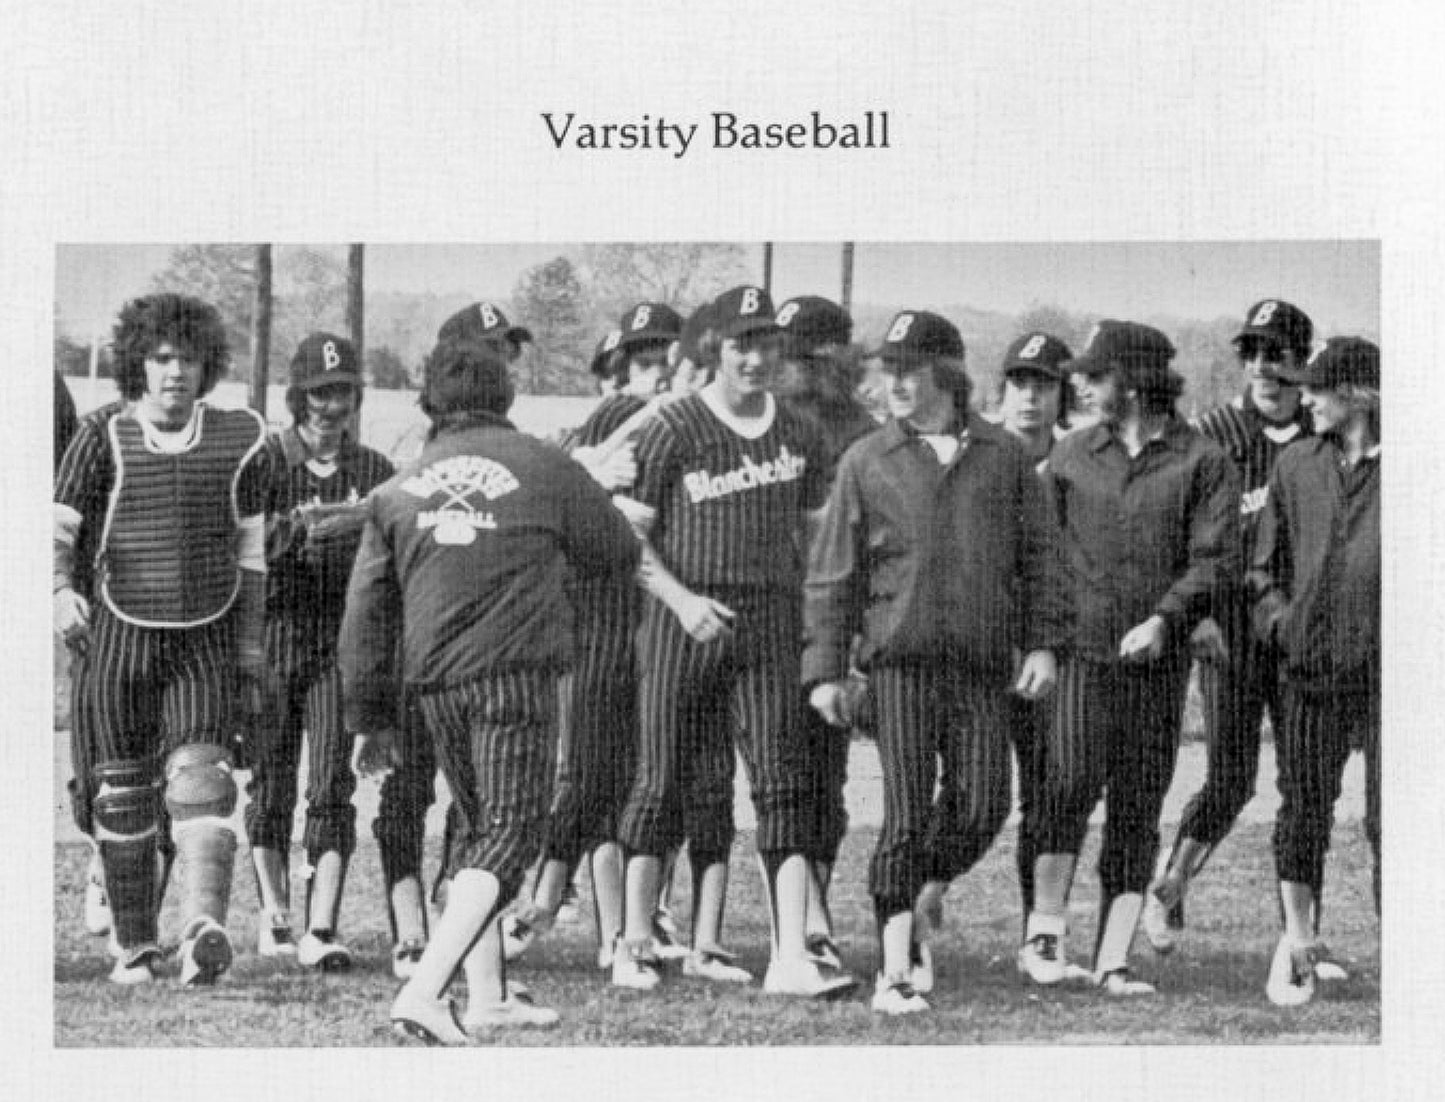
[6,0,1442,1097]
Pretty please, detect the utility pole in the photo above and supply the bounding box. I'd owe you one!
[762,242,773,294]
[347,244,365,362]
[840,242,855,311]
[248,244,273,416]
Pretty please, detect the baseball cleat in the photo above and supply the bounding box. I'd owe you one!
[502,908,553,962]
[871,972,929,1015]
[84,852,113,937]
[611,939,664,991]
[258,912,297,957]
[391,937,426,980]
[1265,936,1317,1007]
[909,941,935,995]
[1095,968,1156,997]
[1311,944,1349,982]
[178,917,232,987]
[650,907,690,961]
[391,994,471,1047]
[298,929,353,972]
[763,954,857,998]
[464,982,560,1031]
[684,946,754,984]
[108,943,162,986]
[1017,933,1066,986]
[805,933,844,971]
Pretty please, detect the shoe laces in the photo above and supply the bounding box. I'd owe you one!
[1031,933,1059,961]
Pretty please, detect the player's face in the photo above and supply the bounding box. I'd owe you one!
[622,347,673,399]
[1000,371,1061,435]
[1239,341,1302,423]
[884,361,953,432]
[1300,384,1350,436]
[1072,369,1120,423]
[718,332,778,399]
[302,382,359,449]
[142,341,203,426]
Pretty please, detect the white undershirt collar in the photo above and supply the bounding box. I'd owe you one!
[701,387,775,439]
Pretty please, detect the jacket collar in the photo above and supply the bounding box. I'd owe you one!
[881,411,996,455]
[1087,415,1192,455]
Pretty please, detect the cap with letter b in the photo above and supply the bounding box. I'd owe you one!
[712,285,779,339]
[1233,299,1313,358]
[775,295,853,351]
[437,301,534,347]
[291,332,362,390]
[1002,332,1073,380]
[870,310,965,363]
[1278,336,1380,389]
[617,303,683,350]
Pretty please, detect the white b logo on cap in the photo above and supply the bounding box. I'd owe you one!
[739,288,761,316]
[775,302,801,328]
[603,330,621,352]
[631,305,652,331]
[479,303,500,329]
[322,341,341,371]
[1018,334,1047,360]
[1252,301,1279,327]
[886,314,915,343]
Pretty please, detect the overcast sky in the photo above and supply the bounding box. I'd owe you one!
[56,240,1379,341]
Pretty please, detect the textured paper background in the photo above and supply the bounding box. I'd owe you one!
[5,1,1441,1098]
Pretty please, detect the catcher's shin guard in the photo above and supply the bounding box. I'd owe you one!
[93,759,163,950]
[165,745,239,926]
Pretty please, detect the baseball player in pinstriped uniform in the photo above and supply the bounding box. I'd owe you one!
[502,303,684,969]
[340,336,639,1044]
[1249,337,1380,1007]
[54,293,273,986]
[772,294,878,967]
[1144,300,1320,955]
[244,333,395,970]
[804,312,1069,1014]
[915,332,1080,955]
[1024,321,1239,995]
[612,285,857,998]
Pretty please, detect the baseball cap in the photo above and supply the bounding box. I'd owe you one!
[1001,332,1073,380]
[1278,336,1380,389]
[1069,320,1175,376]
[617,303,683,350]
[871,310,965,364]
[775,295,853,350]
[676,300,717,365]
[712,285,779,340]
[290,332,362,390]
[437,301,534,346]
[590,328,622,377]
[1233,299,1313,356]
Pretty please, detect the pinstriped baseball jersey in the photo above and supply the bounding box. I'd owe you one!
[625,393,827,592]
[262,430,395,676]
[54,401,126,602]
[575,393,647,447]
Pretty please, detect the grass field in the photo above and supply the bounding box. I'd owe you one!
[54,821,1379,1047]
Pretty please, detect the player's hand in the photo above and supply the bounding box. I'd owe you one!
[302,506,368,546]
[1119,615,1167,663]
[671,591,736,644]
[1189,617,1229,665]
[54,587,91,656]
[1013,650,1058,700]
[809,681,851,728]
[351,728,400,777]
[575,443,638,492]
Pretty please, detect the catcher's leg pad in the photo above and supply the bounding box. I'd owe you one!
[165,744,239,925]
[93,759,163,949]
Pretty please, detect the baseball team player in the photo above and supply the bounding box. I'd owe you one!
[503,302,684,969]
[339,335,639,1044]
[54,293,272,985]
[1022,320,1239,995]
[611,285,856,998]
[1248,337,1380,1007]
[803,311,1069,1014]
[772,294,878,966]
[1145,300,1318,954]
[915,332,1079,950]
[244,334,395,970]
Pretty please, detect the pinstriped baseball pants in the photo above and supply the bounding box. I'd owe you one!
[541,584,639,869]
[1038,655,1190,897]
[415,669,559,897]
[619,588,810,860]
[1273,676,1380,908]
[869,663,1013,912]
[243,661,358,862]
[85,605,235,767]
